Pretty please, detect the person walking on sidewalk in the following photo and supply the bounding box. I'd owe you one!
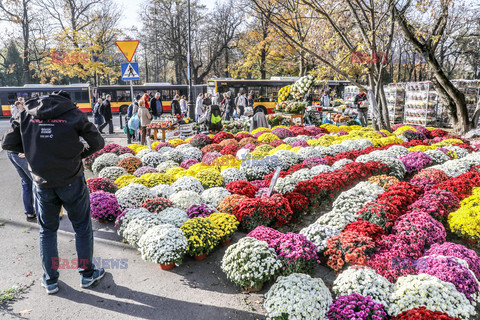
[98,95,114,134]
[92,98,104,133]
[138,99,152,145]
[2,91,106,295]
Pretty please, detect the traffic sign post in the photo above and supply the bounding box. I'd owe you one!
[116,40,140,144]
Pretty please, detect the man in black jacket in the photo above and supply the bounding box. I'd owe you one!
[2,91,106,294]
[150,92,163,119]
[98,95,114,134]
[171,95,181,115]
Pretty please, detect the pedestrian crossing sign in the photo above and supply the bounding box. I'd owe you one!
[121,62,140,81]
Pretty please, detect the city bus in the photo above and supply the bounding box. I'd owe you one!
[0,84,92,116]
[96,84,206,114]
[206,78,350,114]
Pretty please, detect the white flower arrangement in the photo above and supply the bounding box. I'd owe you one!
[463,152,480,165]
[116,207,152,237]
[262,155,285,172]
[310,165,332,176]
[424,149,451,165]
[155,160,180,173]
[328,144,348,156]
[179,147,202,162]
[115,183,154,210]
[98,166,128,181]
[175,143,193,152]
[315,209,356,231]
[291,168,313,183]
[331,158,353,170]
[118,153,135,160]
[332,181,383,215]
[221,237,282,289]
[136,148,155,159]
[299,224,339,252]
[264,273,332,320]
[445,145,468,158]
[431,159,470,177]
[274,150,301,170]
[240,164,271,181]
[138,224,187,265]
[201,187,231,208]
[333,266,393,307]
[296,147,322,161]
[388,145,410,158]
[157,207,189,227]
[221,168,247,185]
[169,190,202,210]
[283,137,298,145]
[358,155,406,179]
[156,146,174,155]
[122,214,165,247]
[171,176,204,193]
[163,149,183,163]
[141,152,164,168]
[296,135,311,141]
[92,153,120,175]
[274,176,298,195]
[150,184,175,198]
[314,145,336,157]
[340,139,373,151]
[388,274,476,319]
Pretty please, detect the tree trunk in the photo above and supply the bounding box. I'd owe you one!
[22,0,29,84]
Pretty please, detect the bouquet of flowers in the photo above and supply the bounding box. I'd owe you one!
[388,274,475,319]
[264,273,332,320]
[87,178,118,194]
[391,307,461,320]
[133,166,158,177]
[90,191,122,221]
[185,203,215,219]
[426,242,480,279]
[225,180,257,198]
[270,233,319,275]
[220,168,247,185]
[399,151,433,174]
[324,231,375,272]
[327,293,388,320]
[300,224,340,252]
[208,212,239,243]
[115,183,154,210]
[138,224,187,265]
[333,266,393,306]
[169,190,202,210]
[171,176,204,194]
[190,134,213,149]
[122,214,164,247]
[415,255,479,301]
[92,153,121,176]
[141,197,173,213]
[200,187,231,208]
[221,237,282,290]
[180,217,219,256]
[196,169,224,188]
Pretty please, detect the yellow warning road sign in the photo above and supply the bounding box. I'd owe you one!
[115,40,140,62]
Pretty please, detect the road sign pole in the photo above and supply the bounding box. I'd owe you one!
[187,0,195,121]
[124,80,135,144]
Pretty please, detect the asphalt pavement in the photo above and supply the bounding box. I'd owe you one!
[0,122,266,320]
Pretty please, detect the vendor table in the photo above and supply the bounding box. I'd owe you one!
[278,113,304,126]
[152,125,178,141]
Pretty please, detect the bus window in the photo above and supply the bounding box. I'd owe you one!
[73,91,89,103]
[99,90,114,100]
[7,93,18,104]
[116,90,131,102]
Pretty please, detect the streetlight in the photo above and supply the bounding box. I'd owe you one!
[187,0,195,120]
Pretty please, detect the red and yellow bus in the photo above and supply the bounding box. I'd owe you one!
[96,84,206,114]
[0,84,92,116]
[207,78,350,114]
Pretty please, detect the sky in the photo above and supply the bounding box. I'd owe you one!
[115,0,216,30]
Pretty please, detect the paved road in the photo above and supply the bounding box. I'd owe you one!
[0,132,266,320]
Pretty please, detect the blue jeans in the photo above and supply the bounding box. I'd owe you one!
[34,175,94,285]
[7,152,34,216]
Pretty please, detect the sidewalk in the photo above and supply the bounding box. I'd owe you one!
[0,139,266,319]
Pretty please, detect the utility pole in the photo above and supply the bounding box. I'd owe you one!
[155,5,159,82]
[187,0,194,120]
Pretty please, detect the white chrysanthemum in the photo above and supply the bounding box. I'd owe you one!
[98,166,128,181]
[331,158,353,170]
[138,224,187,265]
[299,224,339,251]
[221,168,247,185]
[157,207,189,227]
[156,160,180,173]
[150,184,175,198]
[169,190,202,210]
[310,165,332,176]
[201,187,231,208]
[115,183,154,210]
[92,153,120,175]
[171,176,204,194]
[136,148,155,159]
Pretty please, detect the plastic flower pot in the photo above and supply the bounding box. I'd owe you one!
[246,283,263,292]
[193,253,207,261]
[159,263,175,271]
[221,238,231,246]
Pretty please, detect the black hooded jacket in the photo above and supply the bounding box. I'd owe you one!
[2,92,104,188]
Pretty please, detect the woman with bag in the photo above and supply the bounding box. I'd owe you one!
[138,99,152,145]
[92,98,104,133]
[354,89,369,127]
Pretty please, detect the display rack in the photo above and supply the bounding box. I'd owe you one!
[385,83,405,124]
[343,86,359,107]
[404,81,438,126]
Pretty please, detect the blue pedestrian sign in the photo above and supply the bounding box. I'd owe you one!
[121,62,140,81]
